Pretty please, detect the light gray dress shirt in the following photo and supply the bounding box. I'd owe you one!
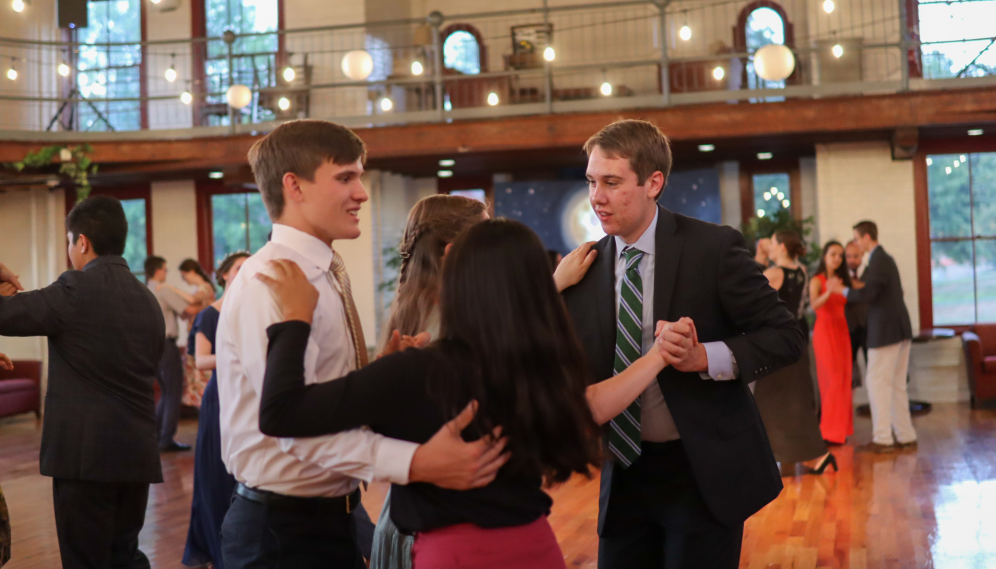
[148,280,189,339]
[613,209,739,442]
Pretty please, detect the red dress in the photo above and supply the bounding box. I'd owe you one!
[812,274,854,444]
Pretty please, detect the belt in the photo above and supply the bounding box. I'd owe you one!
[235,483,361,514]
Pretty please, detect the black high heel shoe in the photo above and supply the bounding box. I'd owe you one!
[807,453,838,475]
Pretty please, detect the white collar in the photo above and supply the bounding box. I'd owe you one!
[614,208,659,258]
[271,224,334,270]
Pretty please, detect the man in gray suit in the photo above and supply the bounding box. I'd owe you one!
[0,196,164,569]
[831,221,915,452]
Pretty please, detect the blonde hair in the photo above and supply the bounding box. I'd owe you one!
[379,195,486,348]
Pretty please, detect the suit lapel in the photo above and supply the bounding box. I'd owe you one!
[594,237,617,374]
[653,206,683,324]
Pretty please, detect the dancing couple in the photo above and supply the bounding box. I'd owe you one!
[216,118,805,569]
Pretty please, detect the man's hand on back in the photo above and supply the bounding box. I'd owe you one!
[409,401,511,490]
[0,262,24,292]
[0,282,17,297]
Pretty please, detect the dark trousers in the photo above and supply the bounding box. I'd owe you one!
[598,442,743,569]
[221,492,365,569]
[52,478,150,569]
[155,338,183,446]
[850,326,867,388]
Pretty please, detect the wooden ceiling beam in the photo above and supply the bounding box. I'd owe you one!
[0,87,993,170]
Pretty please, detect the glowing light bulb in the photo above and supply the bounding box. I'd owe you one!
[165,66,177,82]
[764,192,772,200]
[600,82,612,96]
[757,209,766,218]
[411,61,423,75]
[713,66,725,80]
[543,47,555,61]
[282,66,295,82]
[679,25,691,41]
[945,166,952,174]
[277,97,290,111]
[960,155,967,163]
[832,44,843,58]
[6,67,16,81]
[180,91,192,104]
[926,158,933,166]
[380,97,393,111]
[487,92,499,106]
[823,0,835,13]
[782,199,790,208]
[58,62,70,77]
[12,0,25,13]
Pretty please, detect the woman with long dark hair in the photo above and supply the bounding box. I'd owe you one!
[810,240,854,445]
[182,251,249,569]
[255,220,672,569]
[754,230,836,475]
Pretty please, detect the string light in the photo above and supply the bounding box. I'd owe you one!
[926,158,933,166]
[58,62,70,77]
[600,82,612,96]
[6,59,16,81]
[282,66,295,82]
[679,10,691,41]
[380,97,393,111]
[543,47,555,61]
[180,91,192,104]
[12,0,25,13]
[823,0,835,13]
[278,96,290,110]
[712,66,725,80]
[165,65,176,82]
[758,209,766,217]
[782,199,790,208]
[487,92,499,106]
[832,44,843,58]
[411,61,423,75]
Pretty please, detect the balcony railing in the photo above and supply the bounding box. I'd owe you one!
[0,0,993,139]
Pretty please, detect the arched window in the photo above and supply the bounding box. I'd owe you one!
[745,7,786,90]
[444,30,481,75]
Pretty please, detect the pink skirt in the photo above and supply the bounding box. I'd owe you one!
[412,517,566,569]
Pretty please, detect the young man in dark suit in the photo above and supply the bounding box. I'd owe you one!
[0,196,165,569]
[830,221,915,452]
[844,240,869,387]
[562,120,806,569]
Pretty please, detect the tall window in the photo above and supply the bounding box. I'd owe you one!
[444,30,481,75]
[211,192,271,267]
[77,0,143,131]
[919,0,996,79]
[120,198,149,275]
[927,152,996,324]
[753,173,791,219]
[745,7,786,91]
[204,0,280,125]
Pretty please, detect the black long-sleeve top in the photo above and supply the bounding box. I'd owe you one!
[260,321,551,534]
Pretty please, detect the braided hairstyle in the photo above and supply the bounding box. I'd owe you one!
[379,194,487,349]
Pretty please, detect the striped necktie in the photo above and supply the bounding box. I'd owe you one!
[608,246,644,467]
[329,250,368,370]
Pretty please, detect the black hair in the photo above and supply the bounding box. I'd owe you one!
[853,220,878,241]
[215,251,251,289]
[815,240,852,287]
[433,219,601,484]
[144,256,166,283]
[64,195,128,256]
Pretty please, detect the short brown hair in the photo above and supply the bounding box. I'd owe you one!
[853,220,878,241]
[247,119,367,220]
[773,229,805,259]
[583,119,673,201]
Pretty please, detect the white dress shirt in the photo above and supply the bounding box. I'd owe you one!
[613,209,739,442]
[216,224,418,498]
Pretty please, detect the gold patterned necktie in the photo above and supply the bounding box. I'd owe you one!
[329,250,368,370]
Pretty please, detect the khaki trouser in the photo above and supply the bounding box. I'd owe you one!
[866,339,916,446]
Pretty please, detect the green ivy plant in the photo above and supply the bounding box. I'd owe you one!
[7,144,99,203]
[740,209,821,268]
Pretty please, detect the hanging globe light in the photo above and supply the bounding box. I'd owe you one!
[226,84,252,109]
[341,50,374,81]
[753,44,795,82]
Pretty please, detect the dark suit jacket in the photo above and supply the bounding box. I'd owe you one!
[845,267,868,333]
[845,246,912,349]
[0,256,165,484]
[563,206,804,532]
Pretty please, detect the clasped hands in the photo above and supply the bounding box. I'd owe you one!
[653,317,708,373]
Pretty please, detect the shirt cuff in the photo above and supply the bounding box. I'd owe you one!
[843,287,850,297]
[374,437,419,485]
[699,341,739,381]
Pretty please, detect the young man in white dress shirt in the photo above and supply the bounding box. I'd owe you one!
[216,120,507,569]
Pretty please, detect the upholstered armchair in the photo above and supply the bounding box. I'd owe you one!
[963,324,996,409]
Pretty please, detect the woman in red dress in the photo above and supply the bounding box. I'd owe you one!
[810,241,854,445]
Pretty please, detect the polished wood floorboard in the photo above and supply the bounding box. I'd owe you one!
[1,403,994,568]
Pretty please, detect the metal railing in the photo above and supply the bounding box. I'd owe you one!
[0,0,993,139]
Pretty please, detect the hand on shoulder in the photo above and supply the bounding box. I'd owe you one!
[554,241,598,292]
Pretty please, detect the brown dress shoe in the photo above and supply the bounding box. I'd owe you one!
[897,440,918,450]
[858,442,897,453]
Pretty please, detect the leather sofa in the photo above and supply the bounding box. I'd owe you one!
[963,324,996,409]
[0,360,41,419]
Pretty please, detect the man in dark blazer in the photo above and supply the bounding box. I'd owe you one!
[0,196,165,569]
[831,221,915,452]
[562,120,806,569]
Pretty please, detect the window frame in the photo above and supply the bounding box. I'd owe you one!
[738,160,802,227]
[190,0,286,127]
[195,179,272,273]
[64,184,153,273]
[915,134,996,330]
[440,23,488,75]
[733,1,797,88]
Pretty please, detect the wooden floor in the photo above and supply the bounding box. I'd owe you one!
[1,403,994,569]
